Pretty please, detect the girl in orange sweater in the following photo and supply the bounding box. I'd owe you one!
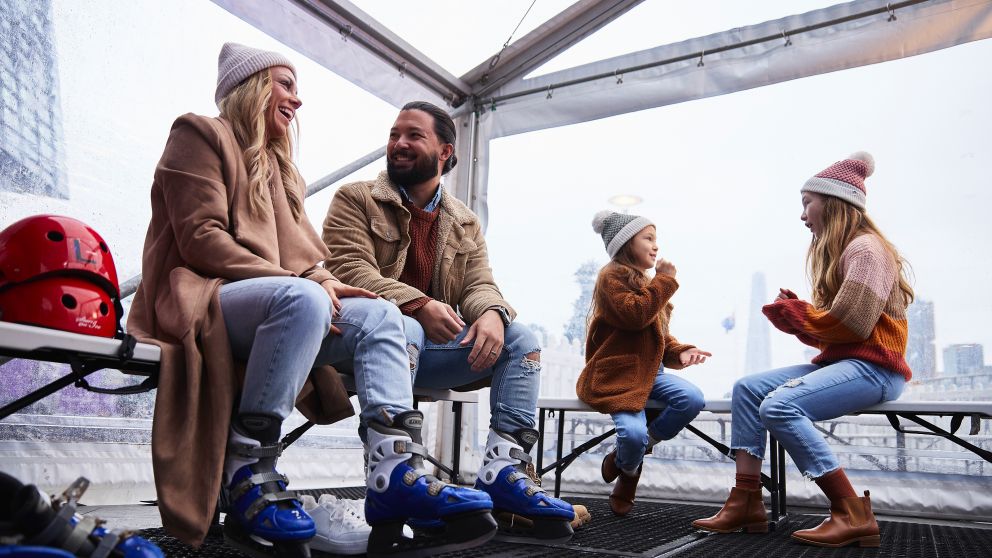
[693,152,913,548]
[577,210,711,516]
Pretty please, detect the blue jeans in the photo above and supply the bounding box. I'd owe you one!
[401,317,541,433]
[610,367,705,472]
[220,277,413,428]
[731,359,905,478]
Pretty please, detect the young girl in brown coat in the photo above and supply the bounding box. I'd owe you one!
[577,210,711,516]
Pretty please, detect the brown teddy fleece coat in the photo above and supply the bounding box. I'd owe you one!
[127,113,354,546]
[577,265,695,414]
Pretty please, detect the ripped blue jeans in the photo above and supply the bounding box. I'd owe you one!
[402,318,541,433]
[730,359,905,478]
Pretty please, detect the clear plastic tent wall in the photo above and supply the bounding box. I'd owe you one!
[2,0,991,518]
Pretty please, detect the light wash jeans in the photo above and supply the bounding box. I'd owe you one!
[220,277,413,428]
[610,367,705,472]
[401,317,541,433]
[730,359,905,478]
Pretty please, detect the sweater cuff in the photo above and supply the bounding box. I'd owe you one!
[400,296,432,316]
[302,265,335,285]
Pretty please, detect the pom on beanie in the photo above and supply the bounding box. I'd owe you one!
[591,210,613,234]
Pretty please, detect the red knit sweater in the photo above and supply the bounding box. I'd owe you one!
[398,199,440,315]
[762,234,912,380]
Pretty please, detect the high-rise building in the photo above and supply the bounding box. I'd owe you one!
[745,272,771,375]
[906,299,937,380]
[943,344,984,375]
[0,0,68,198]
[563,260,599,350]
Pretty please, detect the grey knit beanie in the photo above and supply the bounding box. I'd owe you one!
[215,42,297,106]
[592,210,654,258]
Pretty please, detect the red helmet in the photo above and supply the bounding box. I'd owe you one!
[0,215,122,337]
[0,277,117,337]
[0,214,119,292]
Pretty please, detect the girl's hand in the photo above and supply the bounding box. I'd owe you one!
[656,258,677,277]
[679,348,712,367]
[320,279,378,335]
[775,288,798,302]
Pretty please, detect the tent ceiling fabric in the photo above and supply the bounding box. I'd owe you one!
[479,0,992,138]
[212,0,992,228]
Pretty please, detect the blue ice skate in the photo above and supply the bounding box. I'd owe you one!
[365,410,497,558]
[222,414,314,558]
[0,473,164,558]
[475,428,575,543]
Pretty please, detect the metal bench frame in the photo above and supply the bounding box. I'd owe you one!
[535,396,992,524]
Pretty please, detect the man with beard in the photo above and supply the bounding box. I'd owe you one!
[321,101,578,544]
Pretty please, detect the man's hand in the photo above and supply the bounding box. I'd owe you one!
[679,348,712,367]
[320,279,378,335]
[414,300,465,344]
[656,258,677,277]
[775,288,798,302]
[461,309,505,372]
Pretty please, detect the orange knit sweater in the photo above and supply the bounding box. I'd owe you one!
[762,234,912,380]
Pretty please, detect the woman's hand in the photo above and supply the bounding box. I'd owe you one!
[320,279,378,335]
[679,348,712,367]
[775,288,798,302]
[656,258,677,277]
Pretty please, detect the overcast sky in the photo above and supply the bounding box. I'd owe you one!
[2,0,989,398]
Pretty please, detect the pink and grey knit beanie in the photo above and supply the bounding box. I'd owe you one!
[215,42,296,106]
[801,151,875,209]
[592,210,654,259]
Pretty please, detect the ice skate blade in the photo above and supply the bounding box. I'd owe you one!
[223,519,313,558]
[367,510,497,558]
[493,513,574,545]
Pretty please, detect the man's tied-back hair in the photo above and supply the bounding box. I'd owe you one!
[402,101,458,175]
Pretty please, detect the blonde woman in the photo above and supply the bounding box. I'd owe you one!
[128,43,495,557]
[693,152,914,548]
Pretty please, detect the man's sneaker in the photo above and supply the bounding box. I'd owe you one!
[301,494,371,556]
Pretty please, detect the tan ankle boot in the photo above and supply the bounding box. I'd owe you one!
[692,487,768,533]
[791,490,880,548]
[609,468,641,516]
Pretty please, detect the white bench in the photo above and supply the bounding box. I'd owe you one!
[535,396,992,520]
[0,321,478,481]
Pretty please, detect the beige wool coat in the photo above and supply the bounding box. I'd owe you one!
[127,113,354,546]
[321,171,514,324]
[577,266,695,414]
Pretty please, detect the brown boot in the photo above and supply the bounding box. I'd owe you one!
[601,449,620,483]
[692,487,768,533]
[609,468,641,516]
[791,490,880,548]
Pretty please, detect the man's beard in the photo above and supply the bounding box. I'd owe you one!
[387,152,440,187]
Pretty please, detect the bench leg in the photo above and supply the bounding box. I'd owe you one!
[452,402,462,484]
[537,408,546,473]
[0,363,101,420]
[554,410,566,498]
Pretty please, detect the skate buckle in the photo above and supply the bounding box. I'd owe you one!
[57,477,90,506]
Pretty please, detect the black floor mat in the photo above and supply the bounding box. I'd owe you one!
[140,490,992,558]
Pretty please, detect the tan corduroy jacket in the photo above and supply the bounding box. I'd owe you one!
[127,113,354,546]
[321,171,514,324]
[577,265,695,414]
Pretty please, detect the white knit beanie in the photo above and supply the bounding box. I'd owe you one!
[592,210,654,259]
[215,42,296,106]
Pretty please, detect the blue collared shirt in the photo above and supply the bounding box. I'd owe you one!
[398,184,443,213]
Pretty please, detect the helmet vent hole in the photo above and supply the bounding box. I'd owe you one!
[99,242,109,252]
[61,294,77,309]
[99,302,109,315]
[47,231,65,242]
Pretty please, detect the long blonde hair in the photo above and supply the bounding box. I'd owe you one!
[807,195,914,309]
[218,69,304,221]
